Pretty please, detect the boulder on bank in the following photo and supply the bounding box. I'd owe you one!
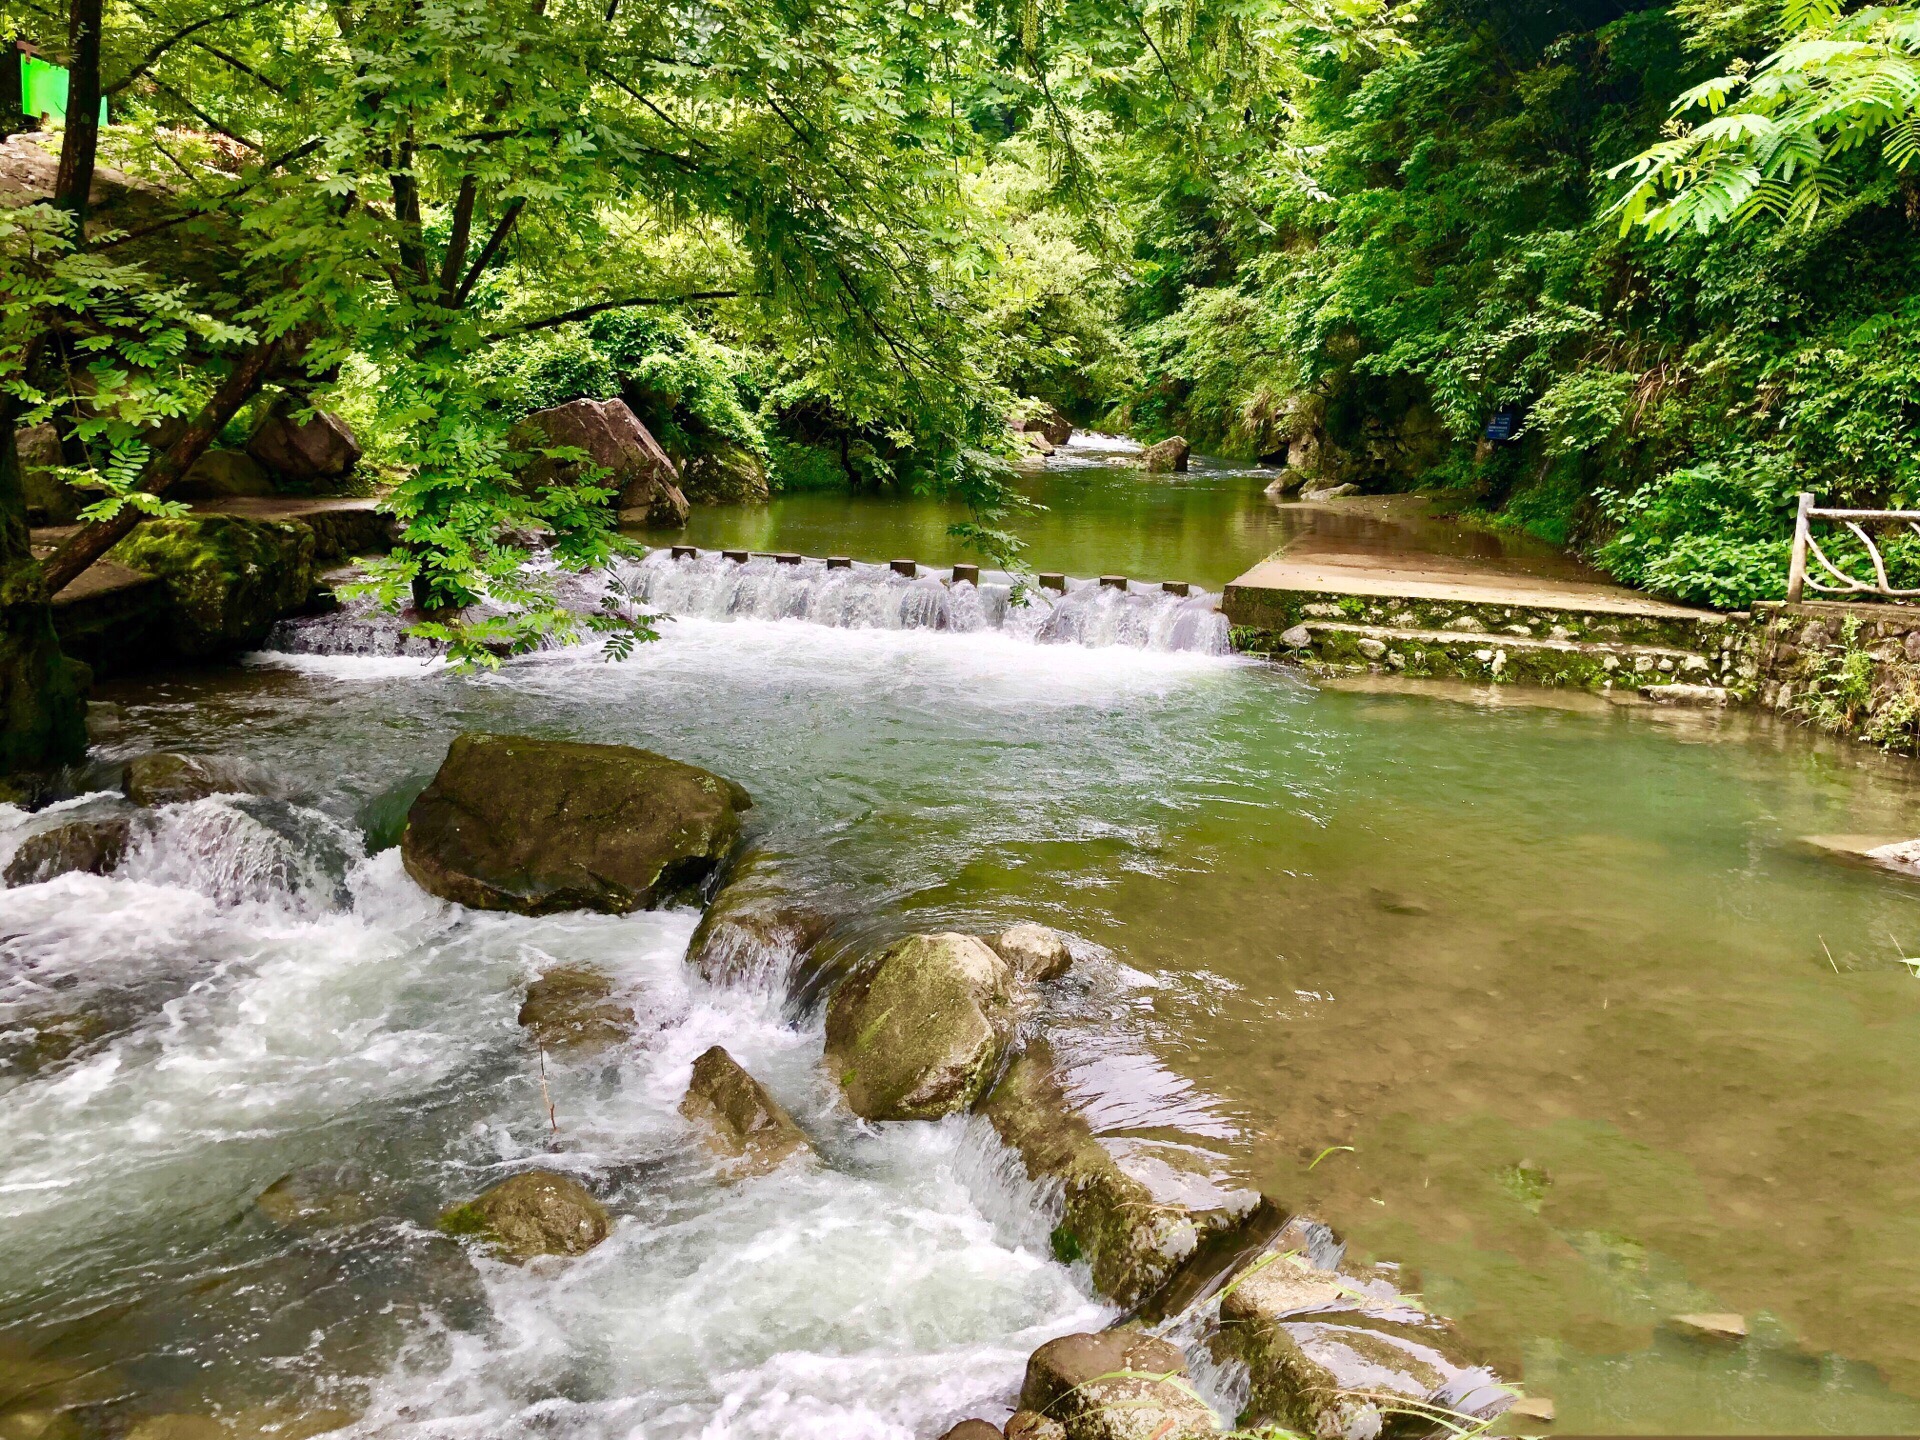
[991,922,1073,984]
[514,398,689,529]
[4,816,132,885]
[1020,1331,1219,1440]
[680,441,771,504]
[518,966,635,1052]
[824,932,1016,1121]
[1138,437,1190,474]
[1021,406,1073,448]
[686,850,834,987]
[1215,1228,1512,1438]
[122,752,274,806]
[437,1169,610,1261]
[14,421,87,524]
[175,449,274,499]
[400,733,750,915]
[108,515,316,657]
[680,1044,814,1176]
[247,399,362,484]
[982,1046,1258,1309]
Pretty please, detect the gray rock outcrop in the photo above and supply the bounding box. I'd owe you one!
[400,733,749,915]
[122,752,273,806]
[514,398,689,529]
[247,400,362,483]
[686,850,834,986]
[1138,437,1190,473]
[679,441,771,504]
[823,932,1015,1121]
[680,1044,813,1176]
[4,817,132,884]
[991,922,1073,983]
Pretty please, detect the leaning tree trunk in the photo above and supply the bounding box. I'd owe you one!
[0,394,88,781]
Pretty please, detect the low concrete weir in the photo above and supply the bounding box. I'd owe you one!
[626,548,1230,653]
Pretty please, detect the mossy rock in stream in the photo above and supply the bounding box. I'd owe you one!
[436,1170,609,1261]
[823,932,1015,1121]
[401,733,750,915]
[680,1044,814,1177]
[108,515,316,658]
[1019,1330,1219,1440]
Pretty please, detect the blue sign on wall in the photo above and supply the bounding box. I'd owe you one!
[1484,406,1519,444]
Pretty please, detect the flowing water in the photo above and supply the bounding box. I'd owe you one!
[6,443,1920,1436]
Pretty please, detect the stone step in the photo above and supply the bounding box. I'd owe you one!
[1258,618,1745,691]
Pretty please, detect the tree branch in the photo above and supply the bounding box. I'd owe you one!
[454,196,524,305]
[104,0,276,96]
[438,173,478,308]
[487,289,744,339]
[41,337,281,596]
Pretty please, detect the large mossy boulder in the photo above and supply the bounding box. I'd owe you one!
[513,398,689,529]
[680,1044,814,1177]
[401,733,750,915]
[680,441,771,504]
[983,1046,1258,1309]
[1138,437,1190,473]
[517,966,634,1052]
[246,399,362,485]
[4,817,132,885]
[1021,405,1073,448]
[437,1169,609,1261]
[108,515,315,658]
[823,932,1015,1121]
[1020,1331,1218,1440]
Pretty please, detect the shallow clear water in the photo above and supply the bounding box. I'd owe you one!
[6,450,1920,1436]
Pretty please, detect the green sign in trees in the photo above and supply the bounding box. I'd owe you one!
[18,54,105,125]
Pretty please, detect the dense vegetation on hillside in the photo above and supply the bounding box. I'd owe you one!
[4,0,1920,765]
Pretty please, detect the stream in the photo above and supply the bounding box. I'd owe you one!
[4,438,1920,1436]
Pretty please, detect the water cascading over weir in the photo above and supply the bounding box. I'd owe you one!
[267,548,1233,658]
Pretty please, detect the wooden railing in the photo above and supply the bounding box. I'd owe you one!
[1787,492,1920,603]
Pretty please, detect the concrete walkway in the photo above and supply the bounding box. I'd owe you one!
[1228,496,1719,621]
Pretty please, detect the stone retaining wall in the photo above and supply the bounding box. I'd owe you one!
[1753,600,1920,751]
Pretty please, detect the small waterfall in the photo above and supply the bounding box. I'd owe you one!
[619,551,1231,654]
[265,551,1231,657]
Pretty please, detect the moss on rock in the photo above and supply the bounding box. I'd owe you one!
[108,515,315,658]
[823,932,1015,1121]
[436,1169,609,1261]
[680,1044,813,1176]
[517,966,634,1052]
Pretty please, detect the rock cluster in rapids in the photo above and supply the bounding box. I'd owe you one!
[0,729,1526,1440]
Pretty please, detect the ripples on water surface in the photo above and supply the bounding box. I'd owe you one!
[6,454,1920,1434]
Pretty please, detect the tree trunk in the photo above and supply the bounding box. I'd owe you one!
[0,393,88,781]
[52,0,104,225]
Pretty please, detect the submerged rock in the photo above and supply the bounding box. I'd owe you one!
[518,966,634,1052]
[254,1165,374,1230]
[1215,1230,1511,1438]
[108,514,316,658]
[686,850,834,987]
[982,1047,1258,1310]
[823,932,1015,1121]
[4,817,132,885]
[401,733,750,915]
[437,1170,609,1261]
[122,753,273,807]
[1671,1312,1747,1342]
[514,398,688,529]
[680,1044,813,1176]
[0,1010,113,1076]
[1020,1331,1218,1440]
[1138,437,1190,474]
[991,922,1073,984]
